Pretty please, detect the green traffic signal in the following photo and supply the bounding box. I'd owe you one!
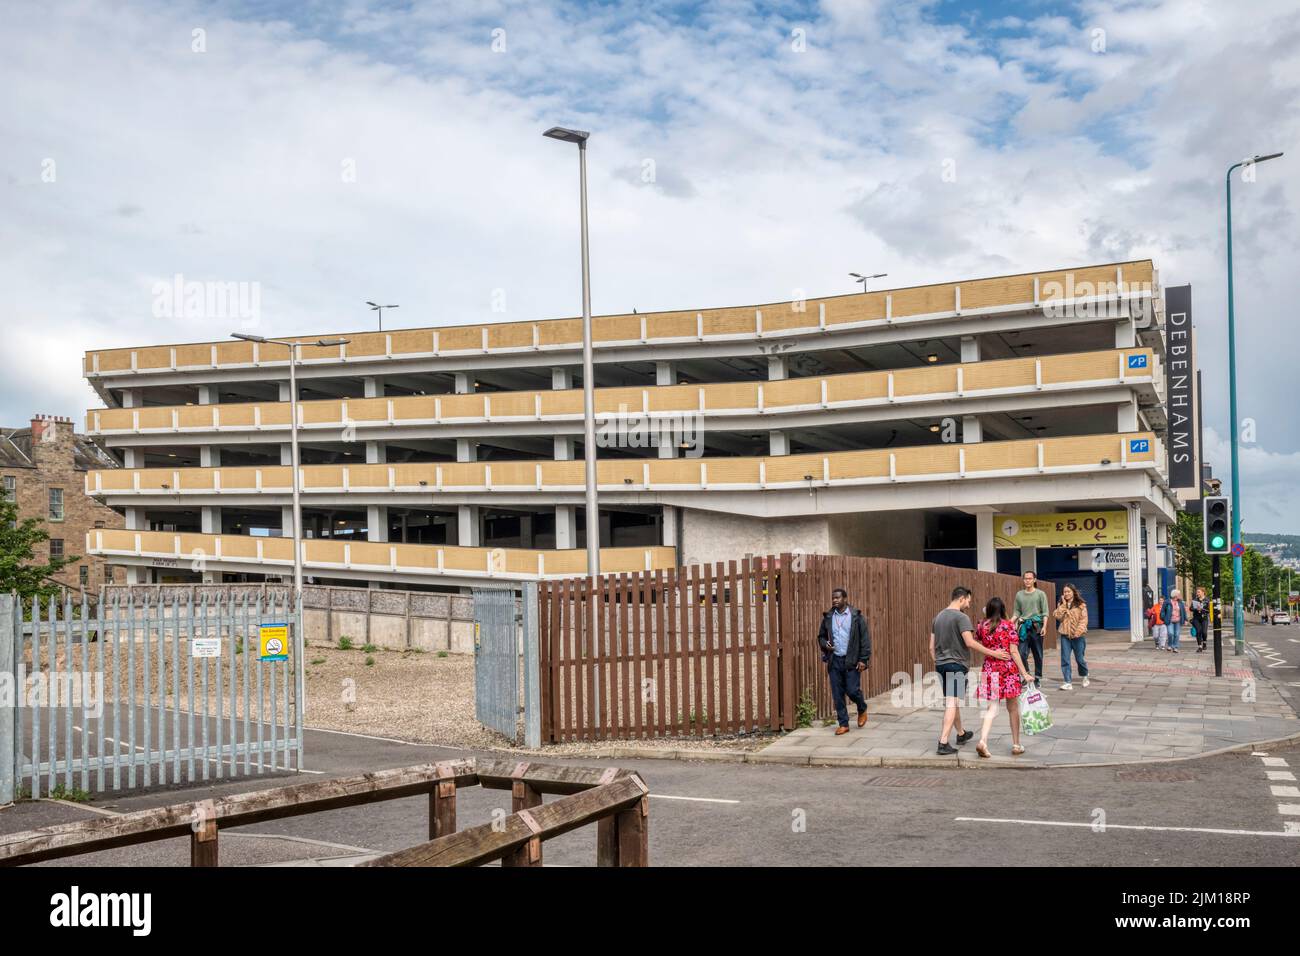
[1210,534,1226,549]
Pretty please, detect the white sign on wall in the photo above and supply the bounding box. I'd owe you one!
[1078,547,1170,572]
[191,638,222,658]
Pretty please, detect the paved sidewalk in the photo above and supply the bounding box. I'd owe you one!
[761,633,1299,768]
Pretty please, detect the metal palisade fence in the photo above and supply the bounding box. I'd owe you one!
[1,589,302,803]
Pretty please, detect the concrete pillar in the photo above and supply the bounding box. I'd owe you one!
[655,361,675,386]
[124,507,145,531]
[278,382,292,402]
[198,385,217,405]
[1020,546,1036,575]
[976,512,996,573]
[554,436,575,461]
[202,569,223,584]
[280,444,294,466]
[1145,515,1160,598]
[1117,397,1139,433]
[125,566,143,584]
[367,505,388,543]
[456,439,476,463]
[123,448,143,469]
[363,377,385,399]
[556,505,577,550]
[1127,504,1144,642]
[519,514,534,548]
[769,430,790,456]
[454,373,473,394]
[281,505,295,537]
[662,506,677,547]
[200,445,221,467]
[552,368,573,390]
[1115,318,1137,348]
[121,389,143,408]
[960,335,980,363]
[365,441,386,464]
[201,507,220,535]
[961,415,982,443]
[767,356,788,381]
[457,505,481,547]
[658,434,675,459]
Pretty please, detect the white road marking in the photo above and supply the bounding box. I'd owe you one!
[68,724,323,774]
[649,794,740,805]
[38,798,121,817]
[1287,822,1300,834]
[1270,786,1300,798]
[1261,757,1290,767]
[306,727,434,746]
[954,816,1300,838]
[1267,770,1297,781]
[1278,804,1300,816]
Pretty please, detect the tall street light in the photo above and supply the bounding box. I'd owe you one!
[231,333,350,598]
[1224,150,1282,653]
[366,301,399,331]
[849,272,887,292]
[544,125,600,576]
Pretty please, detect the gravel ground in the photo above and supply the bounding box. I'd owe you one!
[22,641,777,755]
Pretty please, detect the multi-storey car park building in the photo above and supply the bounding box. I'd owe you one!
[81,259,1186,638]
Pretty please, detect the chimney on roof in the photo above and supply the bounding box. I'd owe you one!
[30,413,73,446]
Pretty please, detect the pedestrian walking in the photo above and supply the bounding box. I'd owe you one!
[1190,587,1210,653]
[930,586,1010,755]
[974,596,1036,758]
[1053,583,1090,690]
[816,587,871,735]
[1011,570,1048,685]
[1161,589,1188,654]
[1147,599,1167,649]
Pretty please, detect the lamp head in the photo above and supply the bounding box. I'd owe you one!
[544,126,590,145]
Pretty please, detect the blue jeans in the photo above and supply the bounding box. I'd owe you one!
[1060,636,1088,683]
[1166,621,1182,649]
[827,656,867,727]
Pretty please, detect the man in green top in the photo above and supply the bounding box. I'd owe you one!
[1012,571,1048,685]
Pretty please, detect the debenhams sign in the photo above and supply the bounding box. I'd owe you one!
[1164,285,1195,488]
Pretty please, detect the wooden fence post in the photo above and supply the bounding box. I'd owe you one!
[190,800,218,867]
[429,762,458,840]
[777,553,795,729]
[503,762,543,867]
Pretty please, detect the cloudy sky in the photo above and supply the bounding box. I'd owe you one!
[2,0,1297,529]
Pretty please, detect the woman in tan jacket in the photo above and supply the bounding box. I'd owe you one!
[1053,583,1090,690]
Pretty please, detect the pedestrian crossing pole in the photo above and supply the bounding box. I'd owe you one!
[1212,554,1223,678]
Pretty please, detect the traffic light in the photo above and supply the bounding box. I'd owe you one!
[1203,496,1230,555]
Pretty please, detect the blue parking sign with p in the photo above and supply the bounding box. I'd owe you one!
[1127,354,1148,369]
[1129,438,1149,453]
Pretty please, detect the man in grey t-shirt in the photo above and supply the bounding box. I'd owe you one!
[930,586,1010,755]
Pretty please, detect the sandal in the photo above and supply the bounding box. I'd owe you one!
[976,742,991,758]
[1011,744,1025,756]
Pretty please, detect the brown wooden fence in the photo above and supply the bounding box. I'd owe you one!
[537,554,1050,742]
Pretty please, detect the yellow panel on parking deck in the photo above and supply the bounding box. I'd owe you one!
[994,511,1128,548]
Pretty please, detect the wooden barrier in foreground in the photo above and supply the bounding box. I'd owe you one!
[0,759,649,868]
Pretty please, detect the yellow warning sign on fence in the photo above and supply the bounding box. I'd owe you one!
[259,622,289,661]
[994,511,1128,549]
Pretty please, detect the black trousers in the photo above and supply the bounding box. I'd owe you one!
[1020,626,1044,679]
[827,656,867,727]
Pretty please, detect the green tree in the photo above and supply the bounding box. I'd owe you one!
[0,496,79,602]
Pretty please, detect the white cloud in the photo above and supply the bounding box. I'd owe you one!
[1203,427,1300,535]
[0,0,1297,528]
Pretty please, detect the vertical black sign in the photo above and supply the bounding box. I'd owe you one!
[1164,284,1196,488]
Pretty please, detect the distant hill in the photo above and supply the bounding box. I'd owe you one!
[1245,533,1300,560]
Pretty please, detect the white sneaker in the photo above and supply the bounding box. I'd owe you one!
[1081,677,1090,687]
[1059,682,1073,690]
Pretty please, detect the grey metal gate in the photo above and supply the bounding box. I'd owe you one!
[473,587,519,743]
[2,589,302,803]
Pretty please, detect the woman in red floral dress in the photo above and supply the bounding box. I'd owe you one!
[975,596,1036,757]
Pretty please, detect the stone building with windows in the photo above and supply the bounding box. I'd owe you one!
[0,414,125,593]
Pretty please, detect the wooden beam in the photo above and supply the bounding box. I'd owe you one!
[364,776,648,868]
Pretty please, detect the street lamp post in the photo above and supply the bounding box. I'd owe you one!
[849,272,887,293]
[233,333,350,597]
[544,126,600,577]
[1225,151,1282,653]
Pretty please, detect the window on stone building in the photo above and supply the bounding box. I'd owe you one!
[80,565,89,586]
[49,487,64,521]
[50,538,64,559]
[1,475,14,500]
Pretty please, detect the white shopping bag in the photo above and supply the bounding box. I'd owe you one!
[1019,684,1053,736]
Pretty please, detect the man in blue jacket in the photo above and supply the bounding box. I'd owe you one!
[817,587,872,735]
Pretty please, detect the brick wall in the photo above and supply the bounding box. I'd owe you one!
[2,415,125,593]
